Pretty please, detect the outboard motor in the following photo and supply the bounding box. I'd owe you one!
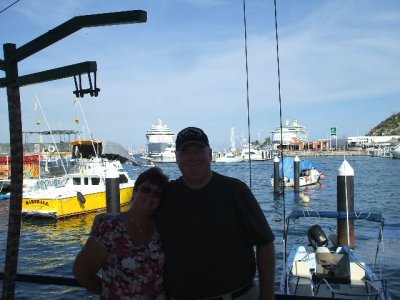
[307,224,328,250]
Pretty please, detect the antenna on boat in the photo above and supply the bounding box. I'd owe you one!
[241,0,253,188]
[34,96,68,175]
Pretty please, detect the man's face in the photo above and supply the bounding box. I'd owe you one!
[176,143,212,183]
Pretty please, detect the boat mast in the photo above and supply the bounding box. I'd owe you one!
[230,127,236,151]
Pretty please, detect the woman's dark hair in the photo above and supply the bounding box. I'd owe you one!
[134,167,169,192]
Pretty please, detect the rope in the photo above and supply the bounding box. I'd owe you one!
[273,0,288,289]
[242,0,252,188]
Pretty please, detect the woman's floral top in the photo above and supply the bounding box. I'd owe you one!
[91,213,165,300]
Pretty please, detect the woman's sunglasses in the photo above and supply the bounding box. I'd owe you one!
[138,185,162,199]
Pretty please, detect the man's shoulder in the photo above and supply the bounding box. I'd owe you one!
[168,177,183,189]
[212,172,246,187]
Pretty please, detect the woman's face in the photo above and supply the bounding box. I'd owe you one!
[134,181,163,212]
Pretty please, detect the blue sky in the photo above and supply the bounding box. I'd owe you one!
[1,0,399,151]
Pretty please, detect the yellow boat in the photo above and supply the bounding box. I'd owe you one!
[22,140,137,218]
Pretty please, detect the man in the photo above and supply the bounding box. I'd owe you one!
[157,127,275,300]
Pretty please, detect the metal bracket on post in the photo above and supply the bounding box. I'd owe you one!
[73,71,100,98]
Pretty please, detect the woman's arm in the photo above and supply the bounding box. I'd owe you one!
[72,236,108,294]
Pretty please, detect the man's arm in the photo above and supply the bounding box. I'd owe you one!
[257,242,275,300]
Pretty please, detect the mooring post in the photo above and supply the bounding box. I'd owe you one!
[294,156,300,192]
[106,165,120,214]
[337,159,355,248]
[273,156,280,194]
[2,43,24,300]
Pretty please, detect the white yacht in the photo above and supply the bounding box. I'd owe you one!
[214,127,243,163]
[271,119,308,149]
[148,146,176,163]
[145,119,175,159]
[240,139,270,161]
[390,144,400,158]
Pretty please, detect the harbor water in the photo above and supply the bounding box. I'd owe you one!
[0,156,399,299]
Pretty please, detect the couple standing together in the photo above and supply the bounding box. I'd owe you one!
[73,127,276,300]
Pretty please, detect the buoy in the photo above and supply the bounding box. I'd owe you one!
[319,174,325,180]
[302,195,310,202]
[48,145,55,153]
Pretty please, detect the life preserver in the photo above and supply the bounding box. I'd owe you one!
[48,145,55,153]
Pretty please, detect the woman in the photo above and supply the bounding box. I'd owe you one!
[73,167,169,299]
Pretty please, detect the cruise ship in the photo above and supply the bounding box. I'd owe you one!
[271,119,308,149]
[145,119,175,157]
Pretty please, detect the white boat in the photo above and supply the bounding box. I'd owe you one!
[0,152,76,193]
[21,140,137,218]
[270,157,325,187]
[146,119,175,158]
[214,151,243,163]
[271,120,308,150]
[148,146,176,163]
[214,127,243,163]
[390,145,400,158]
[281,210,391,299]
[240,139,270,161]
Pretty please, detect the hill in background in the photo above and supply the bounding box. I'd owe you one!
[367,112,400,136]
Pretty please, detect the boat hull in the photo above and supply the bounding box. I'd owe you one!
[270,172,322,187]
[22,186,133,218]
[214,157,243,163]
[390,145,400,158]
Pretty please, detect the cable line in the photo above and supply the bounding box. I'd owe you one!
[242,0,253,188]
[0,0,21,15]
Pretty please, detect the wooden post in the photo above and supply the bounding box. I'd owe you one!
[294,156,300,192]
[273,156,280,194]
[337,160,355,248]
[2,43,24,300]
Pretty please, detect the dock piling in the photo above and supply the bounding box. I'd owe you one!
[273,156,280,194]
[294,156,300,192]
[337,160,355,248]
[106,165,120,214]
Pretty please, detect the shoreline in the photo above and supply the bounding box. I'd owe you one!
[276,150,369,157]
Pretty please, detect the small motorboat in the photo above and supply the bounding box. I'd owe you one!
[270,157,325,187]
[281,210,392,299]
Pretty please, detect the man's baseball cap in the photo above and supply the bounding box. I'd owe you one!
[176,127,210,151]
